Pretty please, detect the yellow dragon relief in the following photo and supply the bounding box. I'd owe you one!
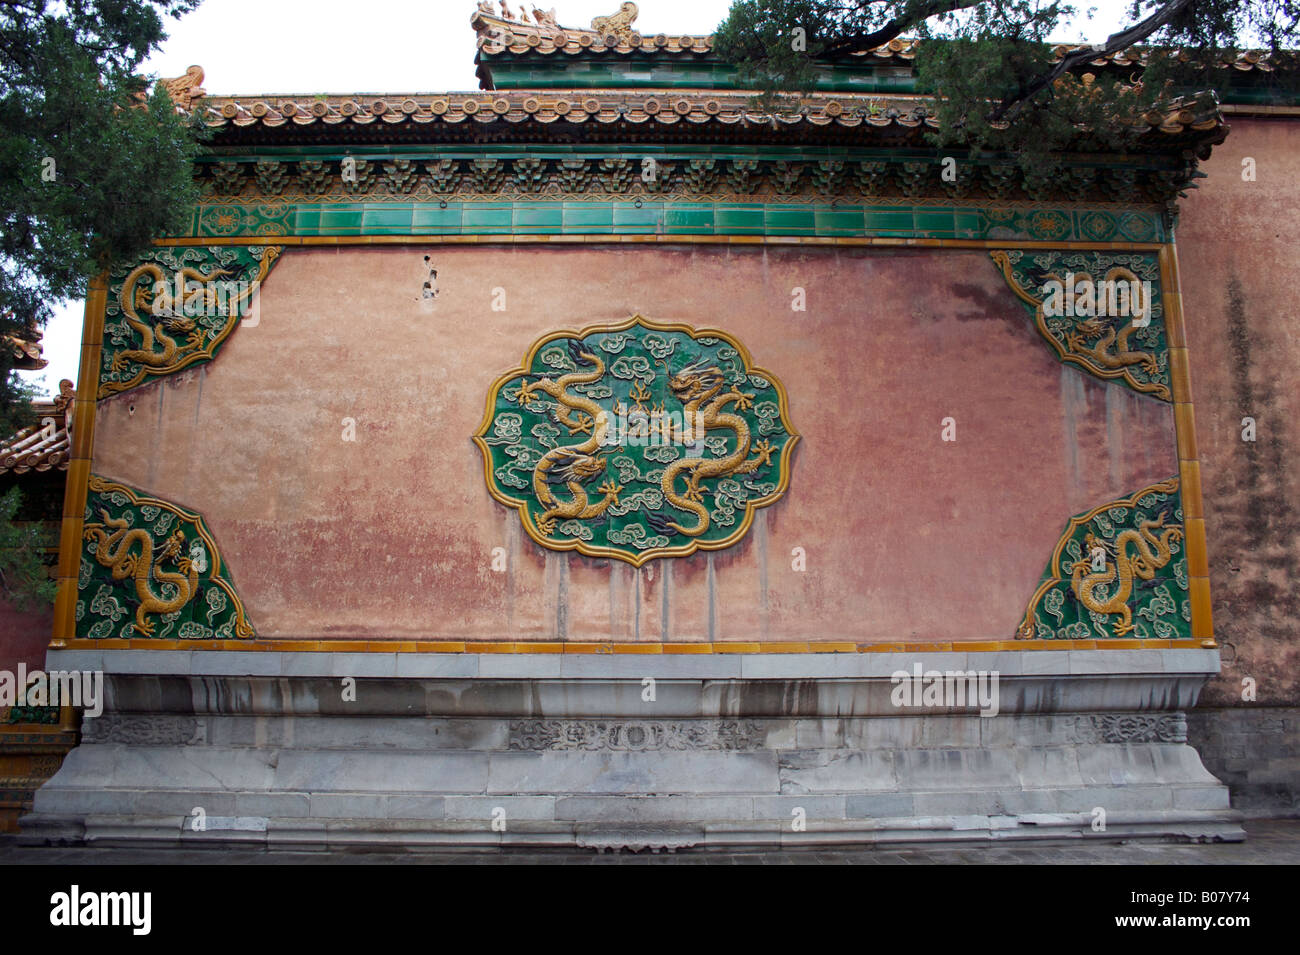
[112,262,247,372]
[1071,507,1183,636]
[646,358,774,538]
[83,510,198,637]
[517,341,623,536]
[1044,266,1159,378]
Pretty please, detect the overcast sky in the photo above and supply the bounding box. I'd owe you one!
[20,0,1133,398]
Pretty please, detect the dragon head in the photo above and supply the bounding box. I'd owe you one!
[544,451,607,485]
[668,359,727,403]
[159,529,187,562]
[159,314,197,334]
[1076,317,1106,338]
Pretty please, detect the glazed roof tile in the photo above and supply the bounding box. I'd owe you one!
[197,87,1223,142]
[471,8,1286,74]
[0,381,73,476]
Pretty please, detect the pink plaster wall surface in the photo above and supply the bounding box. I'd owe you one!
[91,245,1176,643]
[1175,116,1300,704]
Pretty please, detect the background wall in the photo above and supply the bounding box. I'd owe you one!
[90,244,1176,643]
[1175,114,1300,813]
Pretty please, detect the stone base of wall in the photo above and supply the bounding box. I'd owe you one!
[21,649,1244,850]
[1187,706,1300,818]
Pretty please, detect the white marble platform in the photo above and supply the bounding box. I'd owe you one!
[22,648,1242,850]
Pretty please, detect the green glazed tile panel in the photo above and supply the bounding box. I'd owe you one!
[187,199,1167,243]
[1017,477,1189,641]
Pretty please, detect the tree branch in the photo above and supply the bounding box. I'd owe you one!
[818,0,985,56]
[987,0,1196,122]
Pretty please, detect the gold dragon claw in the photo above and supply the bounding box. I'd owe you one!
[682,473,706,503]
[566,413,594,436]
[751,439,775,466]
[732,391,756,411]
[597,479,623,505]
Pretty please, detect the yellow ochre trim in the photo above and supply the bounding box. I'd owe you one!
[151,235,1166,252]
[471,313,799,568]
[49,638,1208,653]
[51,276,108,645]
[1160,243,1214,646]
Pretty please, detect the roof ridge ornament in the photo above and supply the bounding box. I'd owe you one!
[160,65,205,110]
[591,2,638,43]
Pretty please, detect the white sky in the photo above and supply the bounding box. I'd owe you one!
[20,0,1133,397]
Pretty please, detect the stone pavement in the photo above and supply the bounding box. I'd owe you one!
[1,818,1296,864]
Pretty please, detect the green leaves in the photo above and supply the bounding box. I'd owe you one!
[715,0,1300,160]
[0,1,204,590]
[0,486,57,611]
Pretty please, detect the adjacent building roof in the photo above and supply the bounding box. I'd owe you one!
[0,381,74,477]
[4,322,47,372]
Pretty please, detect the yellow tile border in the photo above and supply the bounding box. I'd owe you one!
[1189,578,1214,641]
[150,235,1168,253]
[51,276,107,644]
[1173,403,1200,461]
[1183,518,1211,578]
[1168,347,1192,403]
[1160,243,1215,648]
[48,638,1209,653]
[1179,460,1203,519]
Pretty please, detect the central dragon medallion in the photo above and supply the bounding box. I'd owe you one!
[474,315,798,565]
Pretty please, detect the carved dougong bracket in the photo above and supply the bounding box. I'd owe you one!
[98,245,282,399]
[991,249,1171,401]
[78,476,254,639]
[1018,478,1189,641]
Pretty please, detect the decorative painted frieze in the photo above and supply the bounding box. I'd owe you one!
[1018,478,1189,640]
[77,476,254,639]
[98,245,281,399]
[991,249,1171,400]
[196,154,1191,209]
[474,315,798,566]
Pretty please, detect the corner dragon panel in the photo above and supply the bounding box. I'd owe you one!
[1017,478,1190,641]
[474,315,798,566]
[77,476,254,639]
[991,249,1170,401]
[98,245,281,399]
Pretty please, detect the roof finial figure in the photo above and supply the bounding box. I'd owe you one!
[160,65,205,109]
[592,2,638,42]
[532,6,559,31]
